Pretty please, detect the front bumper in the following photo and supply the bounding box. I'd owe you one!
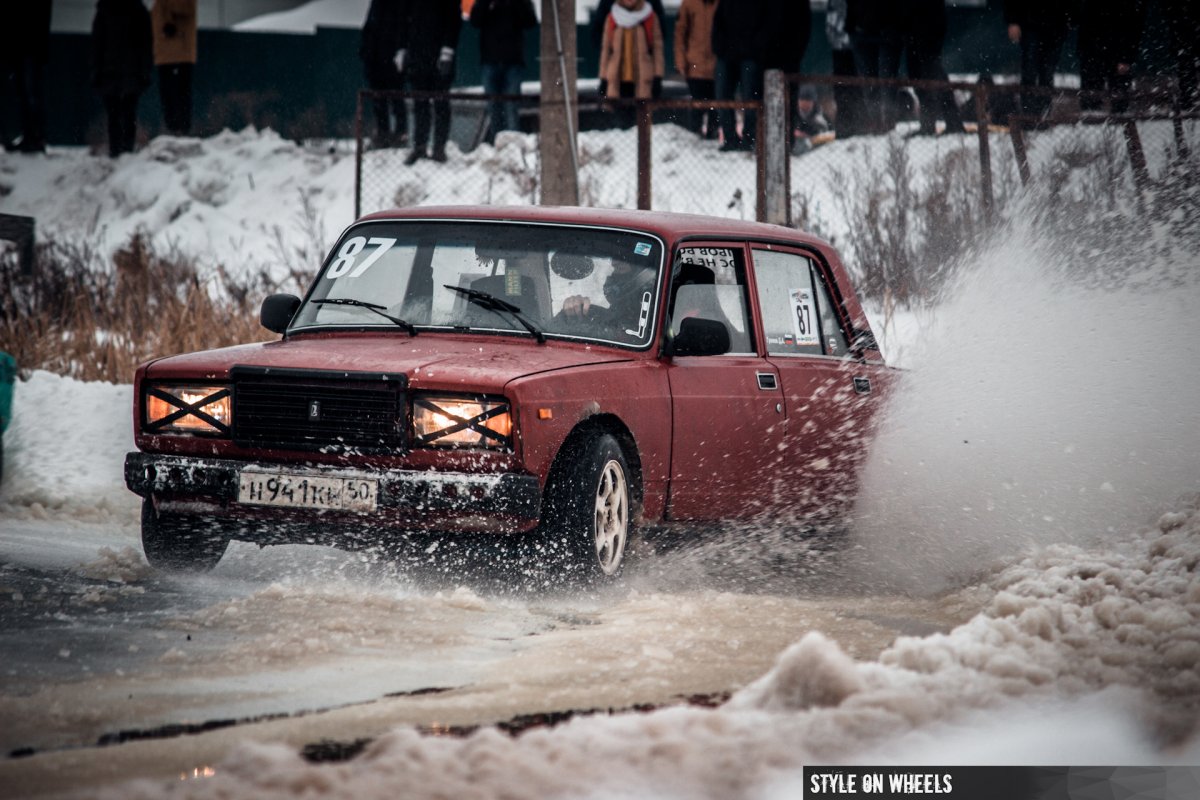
[124,452,542,534]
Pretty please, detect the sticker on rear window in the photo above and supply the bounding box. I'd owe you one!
[634,242,652,256]
[791,287,820,347]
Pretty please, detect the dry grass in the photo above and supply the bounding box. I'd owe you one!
[0,232,287,383]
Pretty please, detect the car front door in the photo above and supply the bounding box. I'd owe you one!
[664,243,785,521]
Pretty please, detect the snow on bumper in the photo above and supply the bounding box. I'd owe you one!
[124,452,542,526]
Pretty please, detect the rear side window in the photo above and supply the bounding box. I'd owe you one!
[751,249,849,357]
[670,245,754,354]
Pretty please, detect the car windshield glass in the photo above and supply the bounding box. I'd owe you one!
[290,221,665,348]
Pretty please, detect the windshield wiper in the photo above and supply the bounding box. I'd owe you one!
[444,285,546,344]
[311,298,417,335]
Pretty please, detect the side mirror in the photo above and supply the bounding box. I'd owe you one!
[670,317,731,357]
[260,293,301,334]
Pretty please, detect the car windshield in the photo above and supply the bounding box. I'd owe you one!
[290,221,665,348]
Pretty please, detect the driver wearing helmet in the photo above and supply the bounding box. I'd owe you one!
[558,255,657,339]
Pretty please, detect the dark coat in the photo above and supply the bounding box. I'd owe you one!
[1078,0,1145,67]
[92,0,153,97]
[360,0,406,67]
[1003,0,1081,31]
[763,0,812,72]
[470,0,538,67]
[845,0,906,37]
[1,0,52,65]
[712,0,771,62]
[399,0,463,63]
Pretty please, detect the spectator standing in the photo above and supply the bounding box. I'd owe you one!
[400,0,462,165]
[1004,0,1080,121]
[470,0,537,141]
[846,0,905,133]
[1161,0,1199,110]
[905,0,965,135]
[765,0,811,75]
[712,0,769,150]
[92,0,153,158]
[674,0,719,138]
[1078,0,1145,113]
[591,0,667,47]
[2,1,52,153]
[825,0,866,138]
[151,0,197,136]
[361,0,409,148]
[598,0,666,127]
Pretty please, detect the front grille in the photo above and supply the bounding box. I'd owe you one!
[231,367,407,452]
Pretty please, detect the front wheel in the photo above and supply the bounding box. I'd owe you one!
[141,499,230,573]
[540,432,635,582]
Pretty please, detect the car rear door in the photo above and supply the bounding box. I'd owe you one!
[748,246,890,519]
[664,243,785,520]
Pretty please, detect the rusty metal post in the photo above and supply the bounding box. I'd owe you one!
[1123,119,1150,190]
[637,101,652,210]
[762,69,790,226]
[974,81,994,219]
[354,90,365,219]
[1010,120,1031,185]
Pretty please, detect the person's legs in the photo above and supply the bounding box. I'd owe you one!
[687,77,716,137]
[715,58,740,147]
[738,58,762,147]
[481,62,503,141]
[16,58,47,151]
[500,64,522,133]
[431,72,453,159]
[408,66,434,160]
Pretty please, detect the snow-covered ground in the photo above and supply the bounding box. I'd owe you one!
[2,123,1200,797]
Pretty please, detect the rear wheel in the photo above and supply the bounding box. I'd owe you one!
[539,432,634,582]
[141,499,230,573]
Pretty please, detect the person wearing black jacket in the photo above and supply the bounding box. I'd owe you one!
[471,0,537,141]
[905,0,965,135]
[1005,0,1080,120]
[399,0,462,164]
[846,0,905,133]
[361,0,409,148]
[2,0,51,153]
[92,0,153,158]
[712,0,771,150]
[1078,0,1145,113]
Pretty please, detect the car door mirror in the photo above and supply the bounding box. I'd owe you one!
[670,317,731,357]
[261,293,301,334]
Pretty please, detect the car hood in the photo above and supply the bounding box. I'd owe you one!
[143,333,635,390]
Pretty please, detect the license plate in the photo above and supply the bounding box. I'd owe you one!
[237,470,377,512]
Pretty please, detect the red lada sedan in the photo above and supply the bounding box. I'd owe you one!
[125,206,894,581]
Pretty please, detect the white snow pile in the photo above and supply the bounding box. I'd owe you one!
[102,500,1199,798]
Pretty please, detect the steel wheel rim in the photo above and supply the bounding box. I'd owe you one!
[593,459,628,575]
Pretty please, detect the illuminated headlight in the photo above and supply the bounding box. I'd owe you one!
[145,385,232,435]
[411,395,512,449]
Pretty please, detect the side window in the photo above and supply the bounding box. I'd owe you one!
[752,249,849,357]
[670,246,754,354]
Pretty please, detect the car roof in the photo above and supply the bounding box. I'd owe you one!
[356,205,828,248]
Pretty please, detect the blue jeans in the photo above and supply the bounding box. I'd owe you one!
[481,63,523,136]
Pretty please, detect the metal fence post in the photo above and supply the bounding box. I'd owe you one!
[762,69,790,226]
[354,90,364,219]
[637,101,652,211]
[1123,119,1150,191]
[974,81,994,219]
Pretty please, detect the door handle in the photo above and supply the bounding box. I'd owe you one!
[853,376,871,395]
[756,372,778,391]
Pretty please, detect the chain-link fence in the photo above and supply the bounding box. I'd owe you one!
[355,81,1197,305]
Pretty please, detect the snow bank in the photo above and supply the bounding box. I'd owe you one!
[0,371,136,521]
[103,499,1200,799]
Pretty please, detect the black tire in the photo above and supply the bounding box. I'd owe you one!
[141,499,230,573]
[539,432,635,582]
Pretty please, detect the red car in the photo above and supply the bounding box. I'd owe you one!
[125,206,895,581]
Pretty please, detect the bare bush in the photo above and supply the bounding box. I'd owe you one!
[0,233,280,383]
